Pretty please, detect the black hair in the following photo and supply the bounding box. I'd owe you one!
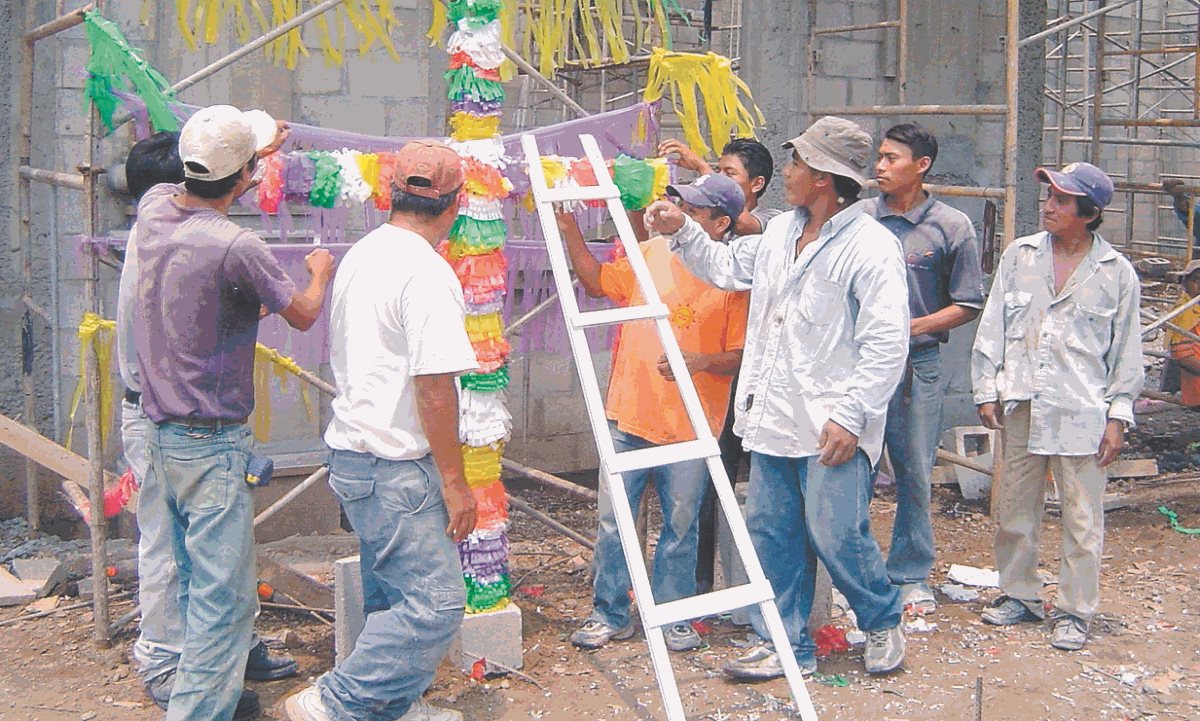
[1075,195,1104,231]
[184,155,257,200]
[832,175,862,203]
[721,137,774,198]
[126,131,184,200]
[390,184,461,217]
[883,122,939,175]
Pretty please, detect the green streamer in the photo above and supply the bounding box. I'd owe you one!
[445,67,506,103]
[84,10,179,132]
[449,216,508,249]
[308,152,342,208]
[611,154,657,210]
[1158,505,1200,535]
[460,365,510,392]
[447,0,503,24]
[465,573,512,613]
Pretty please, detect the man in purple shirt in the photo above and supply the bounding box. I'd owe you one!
[134,105,334,721]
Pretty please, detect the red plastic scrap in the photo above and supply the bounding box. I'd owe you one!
[470,658,487,681]
[518,585,545,598]
[690,619,713,636]
[813,625,850,657]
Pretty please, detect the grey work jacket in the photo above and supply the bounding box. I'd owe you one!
[668,203,910,465]
[971,231,1144,455]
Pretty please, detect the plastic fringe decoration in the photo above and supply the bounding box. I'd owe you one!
[84,9,179,132]
[66,313,117,451]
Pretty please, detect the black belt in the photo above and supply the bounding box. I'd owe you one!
[124,389,141,405]
[161,416,248,429]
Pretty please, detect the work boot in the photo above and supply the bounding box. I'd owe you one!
[1050,613,1089,651]
[899,582,937,615]
[980,595,1043,626]
[146,672,261,720]
[863,625,905,674]
[722,644,817,680]
[663,623,704,652]
[570,619,635,649]
[244,638,299,680]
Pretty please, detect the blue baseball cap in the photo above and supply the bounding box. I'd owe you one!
[666,173,746,220]
[1035,162,1114,209]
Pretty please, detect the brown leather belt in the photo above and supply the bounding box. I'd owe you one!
[161,416,248,429]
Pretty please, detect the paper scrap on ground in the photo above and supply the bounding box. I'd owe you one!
[947,564,1000,588]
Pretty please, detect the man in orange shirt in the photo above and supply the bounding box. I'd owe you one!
[1168,260,1200,407]
[556,174,750,652]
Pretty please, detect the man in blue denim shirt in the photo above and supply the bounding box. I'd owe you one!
[134,105,334,721]
[862,123,985,613]
[285,141,479,721]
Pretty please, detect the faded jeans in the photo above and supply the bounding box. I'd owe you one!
[589,423,707,629]
[746,451,901,663]
[146,421,257,721]
[318,450,466,721]
[882,345,943,584]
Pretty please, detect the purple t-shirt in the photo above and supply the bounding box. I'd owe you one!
[133,183,297,423]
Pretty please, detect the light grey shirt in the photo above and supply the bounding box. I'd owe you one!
[971,231,1144,456]
[667,203,910,464]
[116,223,141,394]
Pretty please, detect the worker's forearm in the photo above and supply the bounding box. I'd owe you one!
[698,350,743,376]
[414,374,468,488]
[913,304,979,337]
[557,214,606,297]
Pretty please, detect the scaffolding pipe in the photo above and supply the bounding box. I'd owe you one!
[1100,117,1200,126]
[501,45,591,118]
[1090,1,1107,164]
[25,2,94,42]
[808,104,1006,116]
[813,20,899,35]
[19,166,86,190]
[253,467,331,528]
[18,6,37,531]
[1060,135,1200,148]
[1002,0,1019,251]
[1143,293,1200,336]
[1018,0,1136,49]
[897,0,908,103]
[507,494,595,550]
[502,458,598,501]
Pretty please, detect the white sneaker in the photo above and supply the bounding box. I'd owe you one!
[284,687,331,721]
[395,698,463,721]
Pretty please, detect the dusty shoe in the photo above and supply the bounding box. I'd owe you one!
[245,638,299,681]
[980,595,1042,626]
[900,582,937,615]
[863,625,905,674]
[722,644,817,680]
[570,619,635,649]
[395,698,464,721]
[147,672,261,721]
[1050,614,1089,651]
[284,686,330,721]
[664,623,703,652]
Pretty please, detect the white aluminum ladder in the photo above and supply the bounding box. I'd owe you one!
[521,133,820,721]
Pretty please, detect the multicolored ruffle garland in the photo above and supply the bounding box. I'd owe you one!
[439,1,515,616]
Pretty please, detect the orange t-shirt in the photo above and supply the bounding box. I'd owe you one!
[1167,293,1200,407]
[598,236,750,445]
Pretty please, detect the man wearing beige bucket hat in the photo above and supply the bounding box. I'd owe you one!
[645,116,910,678]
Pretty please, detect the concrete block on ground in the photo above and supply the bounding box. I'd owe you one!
[0,566,40,607]
[75,576,113,603]
[1108,458,1159,479]
[450,602,523,674]
[941,426,997,500]
[12,557,67,598]
[334,556,365,665]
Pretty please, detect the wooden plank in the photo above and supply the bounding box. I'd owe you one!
[1107,458,1160,479]
[257,554,334,610]
[0,412,119,487]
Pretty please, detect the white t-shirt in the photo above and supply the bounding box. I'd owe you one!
[323,224,479,460]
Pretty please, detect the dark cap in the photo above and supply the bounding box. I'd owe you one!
[1035,162,1114,210]
[665,173,746,220]
[393,140,464,199]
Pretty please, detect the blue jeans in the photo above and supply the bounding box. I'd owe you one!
[746,451,901,662]
[590,423,707,629]
[145,421,257,721]
[882,345,943,584]
[318,451,466,721]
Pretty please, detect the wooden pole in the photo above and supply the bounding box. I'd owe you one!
[18,7,38,531]
[1090,2,1107,165]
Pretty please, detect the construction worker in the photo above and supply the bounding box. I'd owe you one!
[1166,260,1200,408]
[658,136,781,236]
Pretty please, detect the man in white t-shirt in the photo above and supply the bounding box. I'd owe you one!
[285,141,478,721]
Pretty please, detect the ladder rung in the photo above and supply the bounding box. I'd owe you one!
[538,186,621,204]
[607,439,720,474]
[572,303,669,329]
[643,583,775,628]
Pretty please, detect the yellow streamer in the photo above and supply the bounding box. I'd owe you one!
[66,314,117,452]
[464,313,505,343]
[641,49,765,159]
[251,342,315,442]
[462,442,504,487]
[450,112,503,142]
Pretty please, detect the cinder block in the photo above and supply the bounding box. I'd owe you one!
[334,556,365,664]
[450,602,523,674]
[940,425,997,500]
[12,558,67,598]
[0,567,39,607]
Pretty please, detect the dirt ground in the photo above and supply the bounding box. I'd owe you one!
[2,410,1199,721]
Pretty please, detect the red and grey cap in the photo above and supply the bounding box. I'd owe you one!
[393,140,464,198]
[1035,162,1114,210]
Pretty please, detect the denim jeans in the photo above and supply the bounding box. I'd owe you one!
[589,423,707,629]
[745,451,901,662]
[882,344,943,584]
[123,400,183,683]
[145,421,257,721]
[318,451,466,721]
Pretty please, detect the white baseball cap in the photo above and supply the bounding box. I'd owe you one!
[179,105,277,180]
